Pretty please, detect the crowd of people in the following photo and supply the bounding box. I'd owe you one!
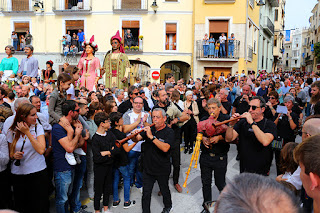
[2,34,320,213]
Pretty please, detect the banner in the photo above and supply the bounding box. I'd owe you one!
[285,30,291,42]
[311,44,314,52]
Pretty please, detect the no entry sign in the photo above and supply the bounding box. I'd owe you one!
[152,71,160,80]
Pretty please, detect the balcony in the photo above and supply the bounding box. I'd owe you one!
[0,0,34,14]
[262,16,274,36]
[269,0,279,7]
[52,0,92,14]
[248,45,253,62]
[113,0,148,14]
[196,40,240,62]
[204,0,235,3]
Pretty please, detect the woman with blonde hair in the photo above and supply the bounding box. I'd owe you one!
[8,103,47,213]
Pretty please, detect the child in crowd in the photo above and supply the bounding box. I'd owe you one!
[31,77,38,87]
[109,112,136,209]
[92,112,119,213]
[64,45,69,57]
[276,142,299,181]
[21,75,30,85]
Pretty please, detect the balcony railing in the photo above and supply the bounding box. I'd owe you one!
[196,40,240,61]
[0,0,34,13]
[113,0,148,13]
[263,16,275,36]
[248,45,253,62]
[53,0,92,14]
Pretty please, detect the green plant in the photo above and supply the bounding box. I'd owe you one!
[139,35,143,40]
[135,46,139,50]
[314,42,320,63]
[130,46,135,50]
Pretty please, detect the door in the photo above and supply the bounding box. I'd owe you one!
[209,20,229,56]
[205,67,231,80]
[14,22,30,51]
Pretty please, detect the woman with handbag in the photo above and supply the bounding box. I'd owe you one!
[183,90,199,154]
[7,103,47,213]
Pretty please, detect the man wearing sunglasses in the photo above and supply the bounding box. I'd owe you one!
[118,86,151,114]
[226,96,277,176]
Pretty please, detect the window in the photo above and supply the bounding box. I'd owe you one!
[64,0,84,10]
[274,36,277,47]
[286,60,289,67]
[165,23,177,50]
[122,20,140,47]
[295,60,298,65]
[14,22,30,50]
[286,53,289,58]
[275,9,278,21]
[12,0,29,11]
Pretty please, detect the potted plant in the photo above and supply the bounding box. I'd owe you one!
[130,46,135,51]
[124,46,129,51]
[139,35,143,40]
[135,46,139,51]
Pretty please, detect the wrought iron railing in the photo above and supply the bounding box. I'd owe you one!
[0,0,33,12]
[113,0,148,12]
[196,40,240,59]
[52,0,92,11]
[264,16,275,34]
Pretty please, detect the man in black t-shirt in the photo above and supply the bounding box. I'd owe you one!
[226,96,277,175]
[200,98,230,212]
[133,108,174,213]
[232,85,253,115]
[217,88,232,115]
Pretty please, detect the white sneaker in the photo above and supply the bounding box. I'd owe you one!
[74,148,86,156]
[103,209,113,213]
[65,152,77,165]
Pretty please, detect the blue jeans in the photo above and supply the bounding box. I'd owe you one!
[113,165,130,202]
[228,44,234,57]
[214,49,219,57]
[203,45,209,57]
[128,150,143,188]
[70,155,87,213]
[13,40,18,50]
[64,52,68,56]
[220,43,226,57]
[54,170,75,213]
[78,41,83,51]
[306,102,311,117]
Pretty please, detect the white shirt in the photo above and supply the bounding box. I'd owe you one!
[7,124,46,175]
[0,134,9,172]
[37,112,52,131]
[286,166,302,190]
[143,87,152,100]
[66,84,75,100]
[219,36,226,44]
[123,110,152,152]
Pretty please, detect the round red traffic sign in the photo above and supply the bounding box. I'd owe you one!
[152,71,160,80]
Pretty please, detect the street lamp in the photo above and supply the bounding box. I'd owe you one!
[257,0,265,6]
[150,0,158,13]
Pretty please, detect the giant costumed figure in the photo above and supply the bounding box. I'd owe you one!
[77,35,102,91]
[103,31,130,89]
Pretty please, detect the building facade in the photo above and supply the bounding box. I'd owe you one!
[273,0,285,72]
[193,0,261,79]
[0,0,193,83]
[257,0,278,73]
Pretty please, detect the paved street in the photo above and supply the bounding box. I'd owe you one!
[49,136,304,213]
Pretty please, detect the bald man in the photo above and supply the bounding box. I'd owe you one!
[232,84,253,115]
[21,85,30,98]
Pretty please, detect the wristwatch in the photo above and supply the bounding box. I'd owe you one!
[151,136,157,142]
[249,122,257,128]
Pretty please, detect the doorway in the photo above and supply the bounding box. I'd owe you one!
[209,20,229,56]
[14,22,30,51]
[122,20,140,47]
[205,67,231,80]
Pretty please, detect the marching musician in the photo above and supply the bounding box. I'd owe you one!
[200,98,230,213]
[153,89,189,193]
[225,96,277,176]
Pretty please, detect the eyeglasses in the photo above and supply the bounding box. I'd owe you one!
[269,97,276,99]
[133,92,139,96]
[249,105,260,110]
[74,109,80,113]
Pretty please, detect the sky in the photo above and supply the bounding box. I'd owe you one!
[285,0,318,30]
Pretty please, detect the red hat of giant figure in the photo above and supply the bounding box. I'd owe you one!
[110,30,125,53]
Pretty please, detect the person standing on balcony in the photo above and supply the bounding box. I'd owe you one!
[125,29,133,48]
[25,30,32,45]
[203,34,209,58]
[228,33,235,58]
[11,31,18,51]
[208,35,215,58]
[219,33,226,57]
[77,29,85,51]
[214,40,220,58]
[20,35,25,51]
[103,30,130,89]
[66,31,72,46]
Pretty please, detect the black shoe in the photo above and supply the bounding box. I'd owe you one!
[113,199,120,208]
[236,153,240,161]
[124,200,135,209]
[189,148,193,154]
[161,207,172,213]
[184,148,188,154]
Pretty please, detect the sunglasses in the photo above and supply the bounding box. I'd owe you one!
[74,109,80,113]
[249,105,260,110]
[269,97,276,99]
[133,92,139,95]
